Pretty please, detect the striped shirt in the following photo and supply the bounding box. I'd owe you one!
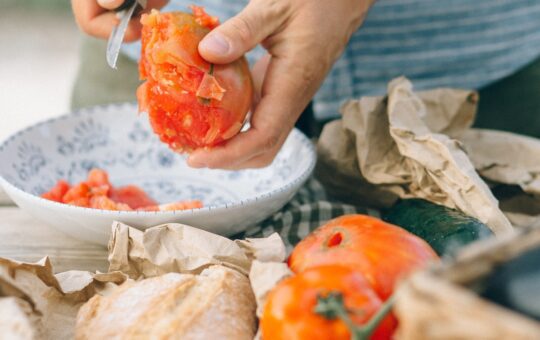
[123,0,540,120]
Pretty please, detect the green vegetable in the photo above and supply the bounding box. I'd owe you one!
[383,199,493,256]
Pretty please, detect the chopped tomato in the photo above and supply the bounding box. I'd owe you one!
[158,200,203,211]
[40,168,204,211]
[109,185,158,210]
[41,180,70,203]
[62,183,91,203]
[90,195,119,211]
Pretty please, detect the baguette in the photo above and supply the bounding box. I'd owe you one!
[75,265,256,339]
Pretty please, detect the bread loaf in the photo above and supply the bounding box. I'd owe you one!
[75,266,256,339]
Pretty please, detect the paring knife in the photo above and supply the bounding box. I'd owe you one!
[106,0,147,69]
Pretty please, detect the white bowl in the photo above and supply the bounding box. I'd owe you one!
[0,103,315,245]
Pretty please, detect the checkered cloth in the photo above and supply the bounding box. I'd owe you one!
[235,178,380,252]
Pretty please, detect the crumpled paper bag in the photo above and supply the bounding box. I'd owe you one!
[108,221,286,278]
[460,129,540,194]
[0,257,128,339]
[317,76,513,234]
[0,222,288,339]
[459,128,540,226]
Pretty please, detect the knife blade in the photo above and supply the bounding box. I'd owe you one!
[106,0,147,69]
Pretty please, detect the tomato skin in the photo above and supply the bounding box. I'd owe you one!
[288,215,438,300]
[261,266,396,340]
[137,9,253,152]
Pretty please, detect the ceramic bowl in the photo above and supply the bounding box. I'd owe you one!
[0,103,316,244]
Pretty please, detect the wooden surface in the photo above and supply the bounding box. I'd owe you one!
[0,205,109,273]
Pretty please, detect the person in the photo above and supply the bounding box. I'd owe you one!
[71,0,540,170]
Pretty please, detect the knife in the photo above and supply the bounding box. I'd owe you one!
[106,0,147,69]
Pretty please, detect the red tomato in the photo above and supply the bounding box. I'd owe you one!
[41,180,70,203]
[86,168,111,188]
[109,185,158,210]
[288,215,438,300]
[90,195,119,211]
[137,8,253,152]
[62,183,91,204]
[40,168,204,211]
[261,265,397,340]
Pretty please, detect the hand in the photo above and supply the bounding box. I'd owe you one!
[188,0,374,169]
[71,0,168,42]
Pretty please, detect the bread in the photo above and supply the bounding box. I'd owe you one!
[75,266,256,340]
[0,297,42,340]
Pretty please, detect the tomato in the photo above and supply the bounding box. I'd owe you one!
[41,180,70,203]
[109,185,158,210]
[261,265,396,340]
[86,168,111,188]
[137,8,253,152]
[288,215,438,300]
[62,183,91,204]
[40,168,204,211]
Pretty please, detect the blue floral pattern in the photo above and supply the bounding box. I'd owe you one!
[0,103,316,208]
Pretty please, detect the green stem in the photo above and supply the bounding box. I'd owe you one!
[314,292,395,340]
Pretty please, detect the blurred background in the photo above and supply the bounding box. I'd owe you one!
[0,1,79,141]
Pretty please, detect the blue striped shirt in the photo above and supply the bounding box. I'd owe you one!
[123,0,540,120]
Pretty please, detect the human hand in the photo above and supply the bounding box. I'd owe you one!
[188,0,374,169]
[71,0,168,42]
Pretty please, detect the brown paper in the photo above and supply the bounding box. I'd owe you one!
[317,76,513,234]
[460,129,540,194]
[249,260,292,318]
[394,224,540,339]
[0,220,287,339]
[108,221,285,278]
[0,257,127,340]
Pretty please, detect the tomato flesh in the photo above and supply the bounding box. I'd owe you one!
[40,168,203,212]
[137,8,253,152]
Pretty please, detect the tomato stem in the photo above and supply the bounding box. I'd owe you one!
[315,292,394,340]
[199,64,215,105]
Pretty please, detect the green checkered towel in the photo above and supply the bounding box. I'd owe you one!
[236,178,378,252]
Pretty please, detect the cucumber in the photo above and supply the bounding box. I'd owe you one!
[383,199,493,256]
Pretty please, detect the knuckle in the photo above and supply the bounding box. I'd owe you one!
[264,0,289,20]
[261,131,281,153]
[229,15,254,46]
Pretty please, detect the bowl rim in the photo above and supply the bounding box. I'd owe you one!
[0,102,316,217]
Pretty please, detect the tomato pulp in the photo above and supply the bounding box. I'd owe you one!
[41,168,203,212]
[137,7,253,152]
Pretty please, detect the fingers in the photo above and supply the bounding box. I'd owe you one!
[250,54,271,107]
[97,0,124,10]
[198,0,288,64]
[188,53,314,169]
[71,0,168,41]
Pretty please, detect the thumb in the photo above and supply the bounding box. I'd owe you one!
[198,1,285,64]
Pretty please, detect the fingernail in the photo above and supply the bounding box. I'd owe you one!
[200,33,230,55]
[187,156,206,168]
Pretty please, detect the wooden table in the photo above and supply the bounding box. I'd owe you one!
[0,191,109,273]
